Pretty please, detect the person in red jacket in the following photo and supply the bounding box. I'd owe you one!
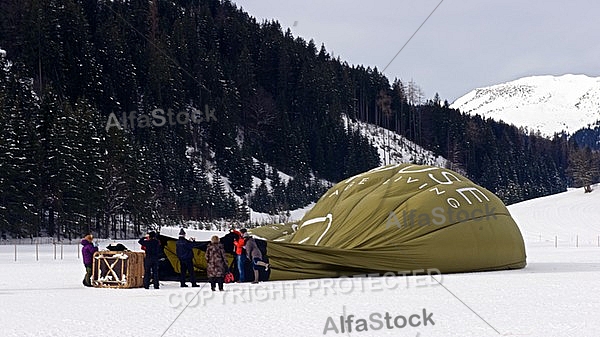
[232,228,246,282]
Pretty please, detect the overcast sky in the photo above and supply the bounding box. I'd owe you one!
[232,0,600,103]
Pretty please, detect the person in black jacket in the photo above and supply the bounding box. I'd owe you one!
[176,229,200,287]
[138,231,160,289]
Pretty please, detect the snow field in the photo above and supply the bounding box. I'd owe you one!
[1,186,600,336]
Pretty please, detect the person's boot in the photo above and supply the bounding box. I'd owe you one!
[252,270,259,284]
[257,260,269,271]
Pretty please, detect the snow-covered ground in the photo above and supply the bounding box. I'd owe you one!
[508,184,600,246]
[1,187,600,336]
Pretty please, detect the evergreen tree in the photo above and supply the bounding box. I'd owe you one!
[0,59,41,236]
[0,0,578,235]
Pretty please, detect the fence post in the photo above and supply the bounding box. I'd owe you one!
[60,243,63,260]
[53,243,56,260]
[576,235,579,248]
[555,236,557,248]
[36,243,39,261]
[14,244,17,261]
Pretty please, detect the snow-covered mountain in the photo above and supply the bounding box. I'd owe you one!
[247,115,447,224]
[451,74,600,136]
[343,115,447,167]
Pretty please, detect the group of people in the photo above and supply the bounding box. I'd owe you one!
[80,231,161,289]
[176,227,270,289]
[81,227,270,290]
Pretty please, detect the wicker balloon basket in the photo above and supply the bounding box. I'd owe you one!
[92,251,145,288]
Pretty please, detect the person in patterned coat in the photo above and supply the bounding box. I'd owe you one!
[205,235,228,291]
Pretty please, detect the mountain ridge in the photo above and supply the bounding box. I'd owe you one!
[451,74,600,136]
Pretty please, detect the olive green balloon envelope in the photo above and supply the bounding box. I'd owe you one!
[255,164,526,280]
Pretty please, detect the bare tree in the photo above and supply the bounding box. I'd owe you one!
[567,147,599,193]
[406,80,424,143]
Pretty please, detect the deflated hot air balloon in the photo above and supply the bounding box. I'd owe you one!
[256,163,526,280]
[161,163,526,281]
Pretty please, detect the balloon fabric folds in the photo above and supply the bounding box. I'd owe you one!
[255,164,526,280]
